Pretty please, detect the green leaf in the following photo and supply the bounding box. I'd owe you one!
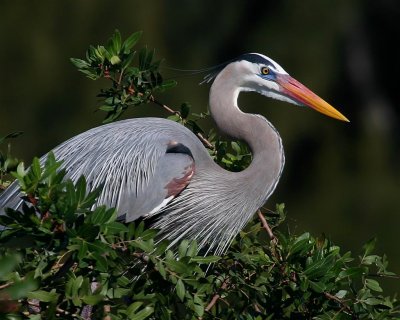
[335,290,347,299]
[135,221,145,237]
[337,267,365,279]
[90,206,116,225]
[180,103,191,119]
[99,105,116,112]
[77,240,88,260]
[112,29,122,53]
[71,276,84,297]
[139,228,157,240]
[194,303,204,317]
[133,239,154,253]
[0,131,23,145]
[365,278,383,292]
[309,280,326,293]
[178,239,189,258]
[231,141,241,154]
[80,186,102,208]
[31,157,42,180]
[364,297,384,306]
[289,233,311,255]
[161,79,177,90]
[127,302,144,317]
[362,255,380,265]
[27,289,58,303]
[0,254,21,278]
[363,237,377,256]
[122,31,142,53]
[129,306,154,320]
[122,51,136,69]
[186,241,198,257]
[110,55,121,65]
[5,278,38,300]
[190,256,221,264]
[167,114,181,122]
[81,294,104,305]
[104,221,128,234]
[75,175,87,204]
[157,261,166,279]
[165,260,188,274]
[70,58,90,69]
[175,279,185,301]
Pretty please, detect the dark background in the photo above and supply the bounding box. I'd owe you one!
[1,1,399,292]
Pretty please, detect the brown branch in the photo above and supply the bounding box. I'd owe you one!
[200,280,228,319]
[196,133,214,150]
[150,96,180,116]
[117,70,124,86]
[103,304,111,320]
[0,282,13,290]
[132,251,149,263]
[368,273,400,279]
[324,292,353,316]
[257,210,276,243]
[149,96,216,150]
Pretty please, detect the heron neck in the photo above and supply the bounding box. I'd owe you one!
[209,70,284,201]
[209,76,282,158]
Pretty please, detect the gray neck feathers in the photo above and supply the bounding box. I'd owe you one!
[209,64,285,199]
[154,64,285,255]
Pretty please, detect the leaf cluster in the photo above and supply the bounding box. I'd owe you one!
[0,132,23,190]
[0,157,399,319]
[70,30,176,123]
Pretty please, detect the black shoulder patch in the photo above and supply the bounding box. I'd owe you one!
[166,142,193,158]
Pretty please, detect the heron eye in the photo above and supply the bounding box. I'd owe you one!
[261,67,270,75]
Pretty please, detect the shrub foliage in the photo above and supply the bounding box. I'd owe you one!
[0,30,399,319]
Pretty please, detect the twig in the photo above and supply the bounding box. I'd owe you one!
[103,304,111,320]
[149,96,216,150]
[324,292,354,316]
[200,280,228,319]
[150,96,180,116]
[132,251,149,263]
[368,273,400,279]
[0,282,13,290]
[257,210,276,243]
[196,133,214,150]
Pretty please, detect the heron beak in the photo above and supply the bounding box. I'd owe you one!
[277,74,349,122]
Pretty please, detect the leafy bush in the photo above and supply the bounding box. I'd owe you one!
[0,30,399,319]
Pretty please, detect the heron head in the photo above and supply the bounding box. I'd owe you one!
[230,53,349,122]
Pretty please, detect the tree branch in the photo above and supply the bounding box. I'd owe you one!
[257,210,276,242]
[150,96,180,116]
[149,96,215,150]
[200,280,229,319]
[324,292,354,316]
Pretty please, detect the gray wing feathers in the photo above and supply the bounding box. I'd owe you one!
[0,182,21,215]
[0,118,199,222]
[121,152,194,220]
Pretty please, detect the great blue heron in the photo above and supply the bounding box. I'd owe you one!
[0,53,348,254]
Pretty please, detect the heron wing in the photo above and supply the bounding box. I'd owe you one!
[117,142,195,221]
[52,120,196,221]
[0,119,197,222]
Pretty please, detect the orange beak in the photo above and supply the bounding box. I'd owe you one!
[277,74,349,122]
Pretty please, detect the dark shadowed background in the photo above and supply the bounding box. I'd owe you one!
[0,1,399,292]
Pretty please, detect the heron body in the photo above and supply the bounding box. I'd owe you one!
[0,53,348,254]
